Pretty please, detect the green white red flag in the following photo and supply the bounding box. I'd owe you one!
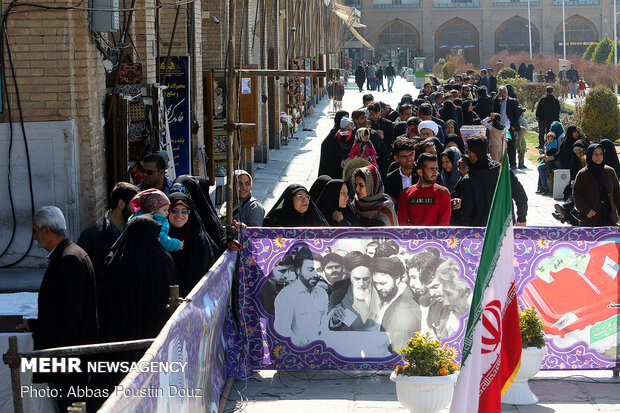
[449,148,522,413]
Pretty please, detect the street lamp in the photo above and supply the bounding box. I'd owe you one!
[614,4,618,94]
[562,0,566,60]
[527,0,533,59]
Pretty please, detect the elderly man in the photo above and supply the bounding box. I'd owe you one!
[78,182,139,284]
[371,257,421,350]
[274,247,328,346]
[493,85,522,169]
[18,206,98,411]
[139,152,174,194]
[328,254,381,331]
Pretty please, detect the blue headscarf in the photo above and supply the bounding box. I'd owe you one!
[439,147,462,192]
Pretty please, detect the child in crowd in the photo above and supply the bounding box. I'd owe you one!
[481,113,504,162]
[347,127,377,167]
[536,132,558,195]
[337,117,354,142]
[130,188,183,252]
[577,77,586,97]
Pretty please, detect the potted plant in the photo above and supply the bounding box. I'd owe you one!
[390,332,459,413]
[502,307,547,405]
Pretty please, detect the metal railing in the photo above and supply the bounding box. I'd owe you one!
[433,0,480,7]
[493,0,540,6]
[2,285,187,413]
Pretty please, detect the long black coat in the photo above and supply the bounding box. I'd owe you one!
[492,97,521,132]
[31,238,98,383]
[355,66,366,86]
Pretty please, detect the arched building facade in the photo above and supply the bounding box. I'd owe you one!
[354,0,612,68]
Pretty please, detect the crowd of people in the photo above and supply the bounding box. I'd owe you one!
[18,62,619,410]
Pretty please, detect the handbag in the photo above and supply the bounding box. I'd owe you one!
[571,183,602,225]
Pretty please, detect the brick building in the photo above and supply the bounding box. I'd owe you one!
[0,0,349,267]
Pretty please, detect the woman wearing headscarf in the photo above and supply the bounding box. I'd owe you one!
[559,125,589,170]
[549,121,565,155]
[553,139,589,224]
[316,179,360,227]
[572,144,620,227]
[309,175,332,201]
[168,192,217,296]
[439,147,462,192]
[506,84,517,99]
[444,133,465,155]
[350,165,398,226]
[600,139,620,178]
[173,175,226,253]
[439,100,458,125]
[100,214,176,342]
[429,137,444,160]
[318,110,352,180]
[220,170,264,227]
[263,184,328,227]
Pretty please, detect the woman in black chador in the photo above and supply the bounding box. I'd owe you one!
[263,184,328,227]
[100,214,176,342]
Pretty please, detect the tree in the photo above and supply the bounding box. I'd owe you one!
[592,35,613,63]
[581,86,620,143]
[605,40,620,64]
[582,43,596,61]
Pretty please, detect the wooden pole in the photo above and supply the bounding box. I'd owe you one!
[226,0,237,225]
[3,336,23,413]
[161,5,182,85]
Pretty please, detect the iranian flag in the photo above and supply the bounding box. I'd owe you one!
[449,149,522,413]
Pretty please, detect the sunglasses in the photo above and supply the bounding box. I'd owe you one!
[170,209,190,215]
[144,169,161,175]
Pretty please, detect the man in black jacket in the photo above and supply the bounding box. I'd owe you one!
[78,182,139,286]
[385,62,396,92]
[493,86,521,169]
[418,103,446,143]
[384,137,416,208]
[460,135,528,226]
[18,206,98,411]
[474,86,493,120]
[488,68,498,94]
[535,86,561,149]
[368,101,395,148]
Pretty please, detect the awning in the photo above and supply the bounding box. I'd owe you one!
[334,9,365,27]
[349,26,374,51]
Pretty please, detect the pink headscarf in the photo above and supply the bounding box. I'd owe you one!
[130,188,169,213]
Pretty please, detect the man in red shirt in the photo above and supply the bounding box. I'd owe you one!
[397,153,451,226]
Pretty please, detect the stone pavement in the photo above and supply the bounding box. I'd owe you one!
[223,77,616,413]
[251,76,565,227]
[223,369,620,412]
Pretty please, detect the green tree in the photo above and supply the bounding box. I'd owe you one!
[605,40,620,64]
[497,67,517,82]
[582,43,597,61]
[592,35,613,63]
[581,86,620,143]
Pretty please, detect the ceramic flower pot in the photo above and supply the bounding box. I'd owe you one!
[502,346,547,405]
[390,371,458,413]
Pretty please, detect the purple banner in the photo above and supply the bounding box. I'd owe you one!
[100,252,236,413]
[229,227,619,375]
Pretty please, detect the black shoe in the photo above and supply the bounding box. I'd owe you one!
[536,187,548,194]
[552,212,567,223]
[554,204,566,219]
[518,164,526,169]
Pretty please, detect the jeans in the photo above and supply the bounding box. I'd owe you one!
[376,79,385,92]
[538,163,549,189]
[570,82,578,98]
[387,76,394,91]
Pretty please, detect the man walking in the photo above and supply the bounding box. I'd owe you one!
[492,86,521,169]
[355,62,366,92]
[397,153,452,226]
[535,86,561,149]
[385,62,396,92]
[566,63,579,99]
[18,206,98,411]
[366,62,376,91]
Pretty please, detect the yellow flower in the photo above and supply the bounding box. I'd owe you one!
[439,368,447,376]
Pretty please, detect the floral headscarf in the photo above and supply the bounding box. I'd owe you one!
[130,188,169,213]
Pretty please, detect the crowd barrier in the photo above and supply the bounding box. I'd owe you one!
[99,251,237,413]
[227,227,619,376]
